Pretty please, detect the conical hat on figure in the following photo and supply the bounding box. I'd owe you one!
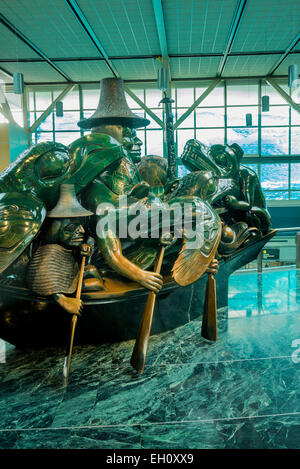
[47,184,93,218]
[77,78,150,130]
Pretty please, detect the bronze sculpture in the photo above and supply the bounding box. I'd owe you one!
[0,77,275,376]
[180,139,272,254]
[26,184,93,315]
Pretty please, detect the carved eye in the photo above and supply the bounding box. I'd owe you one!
[65,224,76,232]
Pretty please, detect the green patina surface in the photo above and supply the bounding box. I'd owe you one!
[0,269,299,449]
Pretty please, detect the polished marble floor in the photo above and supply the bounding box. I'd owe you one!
[0,268,300,449]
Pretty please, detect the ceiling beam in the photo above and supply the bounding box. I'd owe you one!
[0,13,72,83]
[0,65,14,83]
[152,0,171,87]
[29,84,75,133]
[23,75,290,86]
[1,50,299,63]
[65,0,119,78]
[217,0,248,77]
[264,77,300,115]
[268,33,300,76]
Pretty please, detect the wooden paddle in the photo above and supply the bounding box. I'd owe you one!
[63,245,90,385]
[130,246,165,374]
[201,260,218,342]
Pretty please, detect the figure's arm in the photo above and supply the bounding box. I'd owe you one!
[97,232,163,293]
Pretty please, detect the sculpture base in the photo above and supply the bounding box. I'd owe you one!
[0,231,275,348]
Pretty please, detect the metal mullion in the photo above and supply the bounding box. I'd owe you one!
[175,87,178,157]
[78,84,84,138]
[264,189,289,192]
[260,125,290,128]
[52,91,55,142]
[224,80,227,145]
[177,105,225,109]
[195,126,230,130]
[289,102,292,156]
[289,102,292,199]
[143,89,147,155]
[226,104,259,108]
[193,87,196,139]
[258,80,262,158]
[33,91,37,145]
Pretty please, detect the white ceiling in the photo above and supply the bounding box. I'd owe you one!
[0,0,299,84]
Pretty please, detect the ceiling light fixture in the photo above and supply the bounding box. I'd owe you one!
[261,95,269,112]
[288,64,299,88]
[246,113,252,127]
[56,101,64,117]
[157,67,168,91]
[13,73,24,94]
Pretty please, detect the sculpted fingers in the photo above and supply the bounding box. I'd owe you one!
[141,272,163,292]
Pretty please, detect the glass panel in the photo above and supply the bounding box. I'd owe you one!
[261,127,289,155]
[261,82,290,105]
[125,89,144,109]
[176,109,195,128]
[36,132,54,143]
[29,112,36,127]
[145,89,162,107]
[177,129,195,155]
[227,84,258,105]
[61,89,79,110]
[0,114,8,124]
[35,91,52,110]
[178,165,190,178]
[145,130,164,156]
[261,106,289,126]
[196,107,225,127]
[55,132,81,145]
[291,108,300,125]
[244,163,258,175]
[196,128,225,147]
[290,191,300,199]
[291,127,300,155]
[83,109,96,118]
[136,130,146,156]
[263,191,289,200]
[195,85,224,106]
[54,111,81,131]
[6,92,22,110]
[36,112,53,131]
[28,91,34,111]
[11,110,23,127]
[227,106,258,126]
[147,110,163,129]
[260,163,289,190]
[291,163,300,190]
[82,89,100,109]
[176,88,194,107]
[227,127,258,154]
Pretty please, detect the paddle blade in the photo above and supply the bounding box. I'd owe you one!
[130,292,156,374]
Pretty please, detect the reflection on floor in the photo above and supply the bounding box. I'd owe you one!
[0,268,300,449]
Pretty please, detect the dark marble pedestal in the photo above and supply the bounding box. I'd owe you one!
[0,232,275,347]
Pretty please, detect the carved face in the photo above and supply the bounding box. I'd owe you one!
[209,144,242,178]
[122,127,143,163]
[181,139,243,178]
[181,139,223,176]
[48,218,85,248]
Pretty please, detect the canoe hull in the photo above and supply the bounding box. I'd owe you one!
[0,232,275,347]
